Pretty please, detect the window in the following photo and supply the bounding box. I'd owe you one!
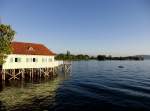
[35,58,38,62]
[49,58,52,62]
[15,58,18,62]
[18,58,21,62]
[26,58,32,62]
[42,58,45,62]
[26,58,37,62]
[15,58,21,62]
[42,58,48,62]
[26,58,29,62]
[10,58,13,62]
[45,58,47,62]
[33,58,36,62]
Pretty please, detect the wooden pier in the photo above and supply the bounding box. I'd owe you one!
[0,61,72,81]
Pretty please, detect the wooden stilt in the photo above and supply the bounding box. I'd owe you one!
[22,69,25,79]
[52,67,55,75]
[30,69,32,80]
[36,69,38,79]
[2,69,5,80]
[13,69,15,79]
[32,68,34,79]
[39,68,41,78]
[2,80,5,88]
[2,70,3,80]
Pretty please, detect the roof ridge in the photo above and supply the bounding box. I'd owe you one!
[12,41,43,45]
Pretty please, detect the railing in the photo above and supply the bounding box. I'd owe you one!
[59,60,63,65]
[55,60,72,66]
[63,61,72,65]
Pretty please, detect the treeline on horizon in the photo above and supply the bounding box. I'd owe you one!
[55,51,144,61]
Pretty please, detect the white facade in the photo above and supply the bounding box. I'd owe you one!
[2,54,62,69]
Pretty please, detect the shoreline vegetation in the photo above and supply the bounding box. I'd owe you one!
[55,51,144,61]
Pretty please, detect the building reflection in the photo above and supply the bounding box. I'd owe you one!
[0,72,71,111]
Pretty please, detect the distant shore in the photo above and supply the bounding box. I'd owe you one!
[55,51,144,61]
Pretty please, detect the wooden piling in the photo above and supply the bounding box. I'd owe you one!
[2,69,5,80]
[30,69,32,80]
[22,69,25,79]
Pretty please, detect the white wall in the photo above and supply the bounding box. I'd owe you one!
[2,54,61,69]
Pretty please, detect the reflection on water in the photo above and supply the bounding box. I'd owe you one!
[0,73,70,111]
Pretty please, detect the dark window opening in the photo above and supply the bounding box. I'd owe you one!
[15,58,18,62]
[33,58,36,62]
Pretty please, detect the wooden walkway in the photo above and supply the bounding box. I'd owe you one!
[0,61,72,81]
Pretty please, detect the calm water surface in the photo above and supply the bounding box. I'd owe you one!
[1,60,150,111]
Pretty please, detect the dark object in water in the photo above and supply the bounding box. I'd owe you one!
[118,66,124,68]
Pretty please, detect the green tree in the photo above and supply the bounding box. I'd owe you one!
[0,24,15,65]
[97,55,106,60]
[66,50,70,56]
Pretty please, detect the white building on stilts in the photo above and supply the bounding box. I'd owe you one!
[1,41,71,80]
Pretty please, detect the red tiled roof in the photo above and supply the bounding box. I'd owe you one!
[11,41,56,56]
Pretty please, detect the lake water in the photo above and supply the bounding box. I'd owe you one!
[1,60,150,111]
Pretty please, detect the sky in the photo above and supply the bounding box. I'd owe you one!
[0,0,150,56]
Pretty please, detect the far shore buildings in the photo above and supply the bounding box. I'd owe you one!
[1,41,71,80]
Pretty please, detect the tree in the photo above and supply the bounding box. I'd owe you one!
[107,55,112,60]
[66,50,71,56]
[0,24,15,65]
[97,55,106,60]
